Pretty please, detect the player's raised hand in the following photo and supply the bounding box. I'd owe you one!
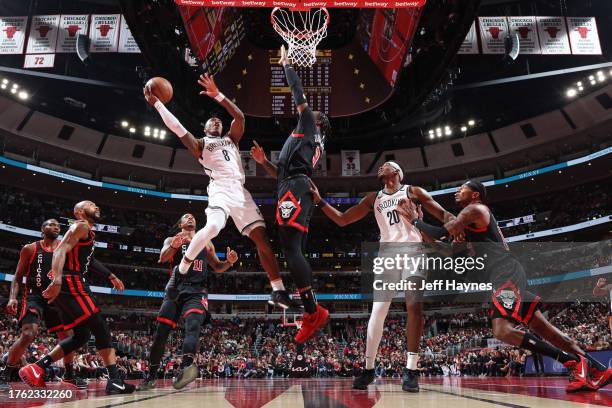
[170,233,183,249]
[250,140,266,164]
[397,199,418,223]
[226,247,238,265]
[198,73,220,98]
[110,275,125,293]
[6,298,18,315]
[279,45,290,66]
[143,85,159,106]
[596,278,607,288]
[309,179,322,204]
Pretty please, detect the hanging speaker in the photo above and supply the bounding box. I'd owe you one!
[76,34,91,64]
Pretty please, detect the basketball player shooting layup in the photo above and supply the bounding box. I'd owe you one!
[144,74,294,309]
[250,45,331,343]
[310,162,454,392]
[396,181,612,392]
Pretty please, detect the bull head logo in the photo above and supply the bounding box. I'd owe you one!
[36,25,51,38]
[67,25,80,37]
[497,289,517,310]
[3,26,18,39]
[544,26,560,38]
[488,26,503,39]
[515,26,530,39]
[98,24,112,37]
[279,200,298,219]
[576,26,590,39]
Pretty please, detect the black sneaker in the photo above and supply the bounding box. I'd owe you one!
[62,376,88,389]
[352,369,376,390]
[172,364,198,390]
[268,290,300,310]
[402,368,419,392]
[105,378,135,395]
[136,378,157,391]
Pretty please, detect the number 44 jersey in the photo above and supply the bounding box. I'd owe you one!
[373,185,422,243]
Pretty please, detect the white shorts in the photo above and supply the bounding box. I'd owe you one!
[206,181,265,236]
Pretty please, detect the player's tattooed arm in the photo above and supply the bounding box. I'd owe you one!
[593,278,612,296]
[205,243,238,273]
[311,181,375,227]
[7,243,35,314]
[250,140,278,178]
[409,186,455,223]
[198,73,245,144]
[444,203,490,240]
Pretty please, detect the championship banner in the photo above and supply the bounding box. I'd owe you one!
[0,16,28,54]
[174,0,427,7]
[478,17,509,54]
[457,20,479,54]
[118,15,140,53]
[89,14,120,53]
[536,17,571,55]
[341,150,360,176]
[312,151,327,177]
[56,15,89,53]
[508,16,540,54]
[566,17,602,55]
[240,151,256,177]
[26,15,60,54]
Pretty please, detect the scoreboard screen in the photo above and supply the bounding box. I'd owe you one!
[270,50,331,117]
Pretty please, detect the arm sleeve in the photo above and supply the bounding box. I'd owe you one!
[89,258,113,279]
[154,101,188,137]
[413,219,449,240]
[283,65,307,106]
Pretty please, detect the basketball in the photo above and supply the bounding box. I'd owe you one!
[146,76,173,104]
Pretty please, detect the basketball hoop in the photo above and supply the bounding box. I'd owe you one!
[271,7,330,67]
[280,310,304,330]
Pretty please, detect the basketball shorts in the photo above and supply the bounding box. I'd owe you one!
[207,180,265,236]
[276,175,314,233]
[19,291,64,333]
[488,259,540,324]
[157,286,209,328]
[54,274,101,330]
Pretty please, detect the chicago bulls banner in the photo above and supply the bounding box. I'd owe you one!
[118,15,140,53]
[478,17,509,54]
[457,20,479,54]
[341,150,361,176]
[0,16,28,54]
[508,16,540,54]
[566,17,602,55]
[56,15,89,53]
[26,15,60,54]
[536,17,571,55]
[240,151,256,177]
[89,14,120,53]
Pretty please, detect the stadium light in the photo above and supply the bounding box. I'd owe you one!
[145,126,151,132]
[160,130,166,137]
[436,127,441,133]
[129,127,136,133]
[596,70,603,76]
[1,79,7,84]
[444,125,450,131]
[588,75,594,80]
[11,83,18,89]
[468,119,475,126]
[17,91,28,100]
[428,129,434,135]
[121,121,129,128]
[590,80,597,85]
[578,86,584,91]
[429,134,435,140]
[0,84,6,90]
[10,88,17,94]
[598,76,605,82]
[445,129,452,136]
[566,88,577,97]
[576,81,582,86]
[460,126,468,132]
[159,133,166,140]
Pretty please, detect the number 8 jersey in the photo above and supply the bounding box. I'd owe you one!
[199,135,245,184]
[374,185,422,243]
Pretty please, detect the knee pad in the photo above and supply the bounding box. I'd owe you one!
[59,326,91,355]
[182,313,204,355]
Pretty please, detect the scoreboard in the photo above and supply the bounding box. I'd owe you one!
[270,50,331,117]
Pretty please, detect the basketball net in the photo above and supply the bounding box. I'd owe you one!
[271,7,330,67]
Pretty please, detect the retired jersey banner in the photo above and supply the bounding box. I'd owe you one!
[56,15,89,53]
[23,53,55,68]
[174,0,427,7]
[240,151,256,177]
[536,17,571,55]
[341,150,360,176]
[508,16,540,54]
[89,14,120,53]
[566,17,602,55]
[0,16,28,54]
[457,21,479,54]
[26,15,60,54]
[118,16,140,53]
[478,17,509,54]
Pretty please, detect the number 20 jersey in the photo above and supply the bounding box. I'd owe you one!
[373,185,422,243]
[199,135,245,184]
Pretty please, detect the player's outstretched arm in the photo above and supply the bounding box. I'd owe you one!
[198,73,245,144]
[310,181,374,226]
[250,140,278,178]
[7,243,35,314]
[89,258,124,292]
[279,45,308,113]
[409,186,455,223]
[144,86,202,159]
[205,243,238,273]
[593,278,612,296]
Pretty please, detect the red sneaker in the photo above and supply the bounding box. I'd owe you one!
[564,356,590,393]
[19,364,46,388]
[588,367,612,391]
[294,305,329,344]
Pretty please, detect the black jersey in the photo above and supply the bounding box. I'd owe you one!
[464,208,512,266]
[65,226,95,275]
[166,243,208,290]
[277,106,324,181]
[25,241,55,293]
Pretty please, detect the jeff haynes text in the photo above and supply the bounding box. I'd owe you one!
[372,279,493,292]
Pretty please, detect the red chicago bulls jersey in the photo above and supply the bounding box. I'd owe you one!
[25,241,55,294]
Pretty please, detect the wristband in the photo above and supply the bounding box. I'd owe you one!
[317,199,327,208]
[214,93,225,102]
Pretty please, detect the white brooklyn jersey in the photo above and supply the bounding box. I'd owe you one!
[199,135,245,184]
[373,185,422,243]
